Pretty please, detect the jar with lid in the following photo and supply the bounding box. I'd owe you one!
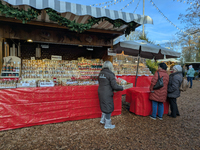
[6,64,10,71]
[3,62,6,71]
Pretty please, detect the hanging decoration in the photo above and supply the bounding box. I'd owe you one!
[119,0,135,11]
[149,0,191,36]
[90,0,116,7]
[133,0,141,13]
[90,0,125,8]
[46,8,137,35]
[101,0,124,8]
[46,8,101,33]
[151,0,199,6]
[0,1,41,24]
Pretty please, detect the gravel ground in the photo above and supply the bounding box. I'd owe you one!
[0,80,200,150]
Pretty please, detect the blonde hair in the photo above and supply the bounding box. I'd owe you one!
[102,61,114,72]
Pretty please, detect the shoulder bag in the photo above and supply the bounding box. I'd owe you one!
[153,72,164,90]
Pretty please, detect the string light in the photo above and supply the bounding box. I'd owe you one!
[133,0,141,13]
[119,0,135,11]
[169,0,198,6]
[90,0,124,7]
[149,0,191,36]
[100,0,125,8]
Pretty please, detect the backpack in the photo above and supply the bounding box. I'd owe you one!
[178,75,189,92]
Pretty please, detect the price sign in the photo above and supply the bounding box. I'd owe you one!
[22,83,30,87]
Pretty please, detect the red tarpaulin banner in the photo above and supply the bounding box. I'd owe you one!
[0,85,122,131]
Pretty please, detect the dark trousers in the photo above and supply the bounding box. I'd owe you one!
[105,113,112,119]
[187,77,193,88]
[168,98,179,117]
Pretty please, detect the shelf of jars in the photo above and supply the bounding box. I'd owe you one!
[21,59,79,80]
[62,58,103,86]
[0,79,18,89]
[113,61,153,76]
[0,56,21,78]
[18,58,103,87]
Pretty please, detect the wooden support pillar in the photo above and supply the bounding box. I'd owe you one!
[0,38,3,71]
[4,41,9,57]
[109,40,114,62]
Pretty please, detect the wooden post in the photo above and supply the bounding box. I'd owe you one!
[13,44,16,56]
[18,42,21,57]
[0,38,3,71]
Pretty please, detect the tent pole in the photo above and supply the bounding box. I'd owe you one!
[135,54,140,87]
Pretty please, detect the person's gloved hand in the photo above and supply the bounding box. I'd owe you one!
[122,85,125,90]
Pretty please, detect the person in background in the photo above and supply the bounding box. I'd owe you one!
[98,61,123,129]
[182,65,186,77]
[187,65,195,88]
[167,65,183,118]
[149,63,169,120]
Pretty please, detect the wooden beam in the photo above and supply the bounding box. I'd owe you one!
[0,17,124,35]
[0,38,3,71]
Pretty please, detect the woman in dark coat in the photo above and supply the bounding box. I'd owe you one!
[167,65,183,118]
[149,63,169,120]
[98,61,123,129]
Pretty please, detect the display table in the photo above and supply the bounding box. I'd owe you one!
[0,85,122,131]
[116,75,153,95]
[126,87,169,116]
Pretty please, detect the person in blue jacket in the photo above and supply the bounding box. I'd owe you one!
[187,65,195,88]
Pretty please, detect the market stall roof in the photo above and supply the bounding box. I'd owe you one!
[1,0,153,33]
[113,40,181,59]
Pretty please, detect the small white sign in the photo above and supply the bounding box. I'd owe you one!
[51,55,62,60]
[40,82,54,87]
[31,57,35,60]
[108,48,116,56]
[41,45,49,49]
[66,81,78,84]
[22,83,30,87]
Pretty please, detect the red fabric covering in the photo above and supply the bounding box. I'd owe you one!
[136,76,153,87]
[126,87,169,116]
[116,75,153,95]
[0,86,122,131]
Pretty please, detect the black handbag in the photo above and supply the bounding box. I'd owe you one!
[153,72,164,90]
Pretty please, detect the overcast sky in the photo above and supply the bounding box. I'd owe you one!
[59,0,190,46]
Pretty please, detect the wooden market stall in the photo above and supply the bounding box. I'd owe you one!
[157,58,181,75]
[0,0,154,131]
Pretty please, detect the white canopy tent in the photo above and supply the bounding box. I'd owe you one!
[113,40,181,59]
[113,40,181,86]
[157,58,181,63]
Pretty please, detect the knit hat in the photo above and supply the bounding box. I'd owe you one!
[189,65,193,68]
[173,65,182,72]
[158,63,167,70]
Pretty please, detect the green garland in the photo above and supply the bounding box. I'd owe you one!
[46,8,101,33]
[0,1,137,36]
[0,1,41,24]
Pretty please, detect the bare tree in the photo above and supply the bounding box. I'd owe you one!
[178,0,200,35]
[177,0,200,62]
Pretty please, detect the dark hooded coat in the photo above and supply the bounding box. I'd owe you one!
[98,68,123,114]
[167,72,183,98]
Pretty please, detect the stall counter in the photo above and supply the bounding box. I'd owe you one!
[0,85,122,131]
